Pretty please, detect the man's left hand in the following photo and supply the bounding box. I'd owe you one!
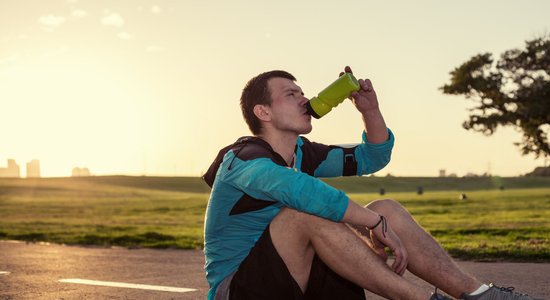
[340,66,380,114]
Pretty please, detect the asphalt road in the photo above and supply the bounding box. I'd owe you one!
[1,241,548,299]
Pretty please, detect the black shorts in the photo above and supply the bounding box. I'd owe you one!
[228,226,366,300]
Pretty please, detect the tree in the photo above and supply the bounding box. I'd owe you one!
[440,35,550,158]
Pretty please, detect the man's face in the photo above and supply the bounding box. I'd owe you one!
[265,77,312,135]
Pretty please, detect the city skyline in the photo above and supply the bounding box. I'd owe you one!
[0,158,94,178]
[1,1,549,177]
[0,158,41,178]
[1,156,545,178]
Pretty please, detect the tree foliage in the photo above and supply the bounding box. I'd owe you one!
[441,35,550,158]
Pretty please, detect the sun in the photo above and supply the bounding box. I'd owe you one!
[0,52,151,177]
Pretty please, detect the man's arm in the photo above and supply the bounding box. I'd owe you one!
[299,67,392,178]
[221,152,349,222]
[345,66,389,144]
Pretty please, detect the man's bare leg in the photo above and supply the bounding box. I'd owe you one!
[269,207,433,300]
[366,199,482,298]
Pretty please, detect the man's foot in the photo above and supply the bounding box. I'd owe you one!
[460,284,544,300]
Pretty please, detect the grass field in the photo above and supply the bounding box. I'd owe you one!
[0,175,549,261]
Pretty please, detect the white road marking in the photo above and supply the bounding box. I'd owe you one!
[0,271,10,275]
[59,278,197,293]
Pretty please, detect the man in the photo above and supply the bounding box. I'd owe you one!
[203,67,541,300]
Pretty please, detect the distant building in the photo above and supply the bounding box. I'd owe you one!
[0,159,20,178]
[72,167,91,177]
[439,169,446,177]
[26,159,41,178]
[463,172,490,178]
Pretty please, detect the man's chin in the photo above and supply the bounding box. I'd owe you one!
[301,126,313,135]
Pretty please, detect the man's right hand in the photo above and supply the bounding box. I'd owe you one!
[369,230,389,262]
[371,219,408,276]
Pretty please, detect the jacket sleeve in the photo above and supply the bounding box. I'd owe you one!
[217,152,349,222]
[307,129,395,178]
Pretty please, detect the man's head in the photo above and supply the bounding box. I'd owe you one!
[241,70,296,135]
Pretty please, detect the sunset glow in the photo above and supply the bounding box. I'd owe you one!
[1,0,548,177]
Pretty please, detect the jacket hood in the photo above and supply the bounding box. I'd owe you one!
[203,136,278,188]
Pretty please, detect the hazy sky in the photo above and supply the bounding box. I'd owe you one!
[1,0,549,177]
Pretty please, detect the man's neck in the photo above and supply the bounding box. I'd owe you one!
[256,131,298,166]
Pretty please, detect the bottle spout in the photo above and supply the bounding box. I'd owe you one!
[305,101,322,119]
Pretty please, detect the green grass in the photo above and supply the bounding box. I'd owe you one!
[349,187,550,261]
[0,176,209,249]
[0,175,549,261]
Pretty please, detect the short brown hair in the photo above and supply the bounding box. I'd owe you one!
[240,70,296,135]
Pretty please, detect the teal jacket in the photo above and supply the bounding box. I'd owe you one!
[202,130,394,299]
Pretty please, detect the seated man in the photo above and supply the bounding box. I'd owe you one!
[202,67,541,300]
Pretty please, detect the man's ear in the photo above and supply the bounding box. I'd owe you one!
[253,104,271,122]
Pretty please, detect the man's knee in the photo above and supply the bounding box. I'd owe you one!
[366,198,409,217]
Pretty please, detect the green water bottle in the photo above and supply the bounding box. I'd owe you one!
[305,73,360,118]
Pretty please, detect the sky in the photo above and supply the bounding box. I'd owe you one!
[1,0,549,178]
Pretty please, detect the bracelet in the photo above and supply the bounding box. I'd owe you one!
[367,215,387,238]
